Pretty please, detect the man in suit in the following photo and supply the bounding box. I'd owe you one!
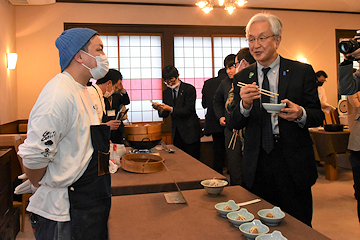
[214,49,256,186]
[231,13,324,226]
[152,65,202,160]
[202,68,227,173]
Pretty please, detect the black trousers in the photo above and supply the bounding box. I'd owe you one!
[173,128,201,160]
[250,139,313,227]
[349,150,360,222]
[212,132,226,174]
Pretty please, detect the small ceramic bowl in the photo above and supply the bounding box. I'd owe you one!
[201,179,228,195]
[255,230,288,240]
[214,200,239,218]
[262,103,286,113]
[257,206,285,226]
[239,219,269,240]
[227,208,254,227]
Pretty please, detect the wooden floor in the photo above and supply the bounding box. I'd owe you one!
[16,157,360,240]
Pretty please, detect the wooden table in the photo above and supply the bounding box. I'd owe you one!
[108,186,331,240]
[111,145,226,196]
[310,128,350,180]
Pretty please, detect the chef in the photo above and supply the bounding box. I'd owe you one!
[18,28,112,239]
[88,69,122,130]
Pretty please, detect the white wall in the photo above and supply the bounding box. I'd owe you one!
[13,3,360,119]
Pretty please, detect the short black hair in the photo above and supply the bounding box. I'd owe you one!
[162,65,179,80]
[224,54,236,68]
[236,48,256,64]
[96,69,123,85]
[315,70,328,78]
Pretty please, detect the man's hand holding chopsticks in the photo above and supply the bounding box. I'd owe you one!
[240,82,260,109]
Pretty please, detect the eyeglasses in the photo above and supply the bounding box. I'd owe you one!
[232,61,240,67]
[247,35,277,44]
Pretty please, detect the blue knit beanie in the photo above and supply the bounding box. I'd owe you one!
[55,28,97,72]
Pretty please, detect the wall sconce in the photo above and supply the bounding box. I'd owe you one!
[7,53,18,69]
[297,57,307,63]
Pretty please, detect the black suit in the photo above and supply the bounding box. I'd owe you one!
[231,56,324,226]
[202,69,227,173]
[159,81,202,159]
[104,91,130,144]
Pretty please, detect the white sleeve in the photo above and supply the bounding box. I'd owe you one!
[19,112,66,170]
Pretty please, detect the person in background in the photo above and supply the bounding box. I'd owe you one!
[152,65,202,160]
[338,46,360,222]
[202,68,227,174]
[17,28,111,239]
[316,70,336,113]
[102,69,130,144]
[88,70,122,131]
[231,13,323,226]
[214,49,255,186]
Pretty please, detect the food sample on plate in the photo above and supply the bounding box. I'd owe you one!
[223,204,232,210]
[249,226,258,233]
[266,212,274,218]
[236,214,246,221]
[208,178,219,187]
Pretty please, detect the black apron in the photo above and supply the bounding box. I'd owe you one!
[68,125,111,240]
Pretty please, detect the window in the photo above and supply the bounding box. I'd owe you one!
[68,24,246,124]
[100,35,163,123]
[174,36,248,119]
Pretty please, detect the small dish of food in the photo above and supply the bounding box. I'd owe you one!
[262,102,286,113]
[226,208,254,227]
[257,206,285,226]
[214,200,239,218]
[239,219,269,240]
[255,230,288,240]
[200,178,228,195]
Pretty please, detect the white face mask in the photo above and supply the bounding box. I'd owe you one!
[165,80,180,89]
[104,89,114,98]
[81,50,109,80]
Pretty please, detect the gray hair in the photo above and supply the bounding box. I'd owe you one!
[245,13,283,38]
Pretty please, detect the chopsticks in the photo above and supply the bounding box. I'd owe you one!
[228,130,239,150]
[237,82,279,98]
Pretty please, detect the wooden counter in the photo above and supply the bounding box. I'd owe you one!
[108,186,331,240]
[111,145,226,196]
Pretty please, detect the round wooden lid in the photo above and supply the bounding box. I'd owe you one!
[121,153,165,173]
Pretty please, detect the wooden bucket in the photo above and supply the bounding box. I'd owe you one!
[121,153,165,173]
[124,123,162,141]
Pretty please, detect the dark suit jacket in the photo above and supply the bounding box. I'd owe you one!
[202,70,227,135]
[159,81,202,144]
[104,91,130,143]
[213,77,235,131]
[231,56,324,190]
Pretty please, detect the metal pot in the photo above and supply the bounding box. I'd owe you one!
[124,138,162,150]
[324,124,344,132]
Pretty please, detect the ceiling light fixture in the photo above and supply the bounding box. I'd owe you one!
[196,0,248,15]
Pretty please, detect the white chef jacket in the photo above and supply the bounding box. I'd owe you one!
[87,83,105,123]
[18,72,99,222]
[318,86,327,103]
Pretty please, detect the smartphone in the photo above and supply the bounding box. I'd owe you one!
[117,108,129,121]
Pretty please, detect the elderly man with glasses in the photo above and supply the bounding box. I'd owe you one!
[231,13,324,226]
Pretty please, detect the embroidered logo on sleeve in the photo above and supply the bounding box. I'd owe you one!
[41,148,50,157]
[41,131,56,147]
